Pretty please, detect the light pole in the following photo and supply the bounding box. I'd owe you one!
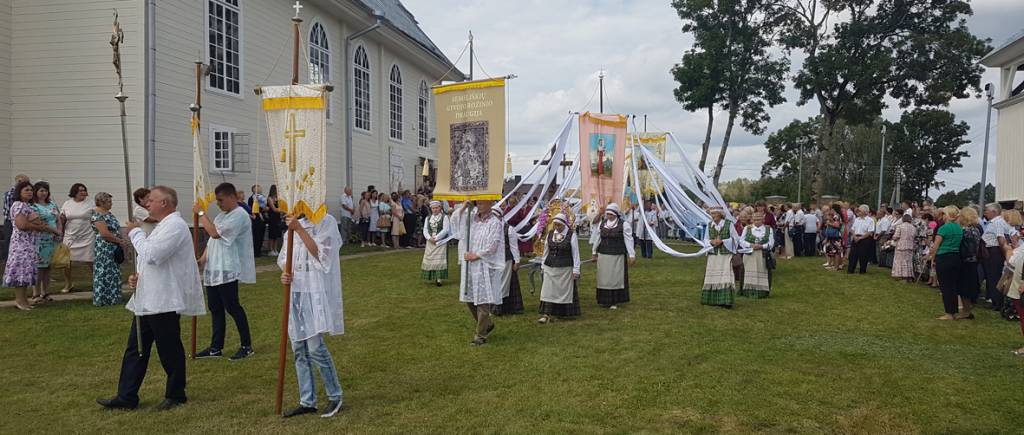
[877,123,886,209]
[797,140,803,205]
[978,83,994,207]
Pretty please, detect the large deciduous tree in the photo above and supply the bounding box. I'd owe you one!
[760,109,969,204]
[776,0,990,195]
[671,0,789,185]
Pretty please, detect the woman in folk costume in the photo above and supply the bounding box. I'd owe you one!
[739,211,775,299]
[538,213,581,323]
[494,208,524,316]
[420,200,450,286]
[450,200,506,346]
[277,214,346,418]
[591,203,636,310]
[702,206,740,308]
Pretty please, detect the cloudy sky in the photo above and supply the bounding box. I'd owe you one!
[404,0,1024,195]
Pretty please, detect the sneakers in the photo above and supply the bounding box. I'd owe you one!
[470,338,486,347]
[229,347,254,361]
[282,405,317,418]
[609,305,618,310]
[319,400,344,418]
[194,348,222,359]
[268,250,279,257]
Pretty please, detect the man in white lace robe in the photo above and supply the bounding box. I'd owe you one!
[450,200,505,346]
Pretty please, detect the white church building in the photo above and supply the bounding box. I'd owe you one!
[0,0,463,219]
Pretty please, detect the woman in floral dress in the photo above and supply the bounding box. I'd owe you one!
[90,193,125,306]
[30,181,62,303]
[4,181,58,310]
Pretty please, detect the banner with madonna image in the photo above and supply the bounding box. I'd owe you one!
[432,78,507,201]
[579,112,627,209]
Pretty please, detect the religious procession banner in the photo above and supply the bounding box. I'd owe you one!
[192,113,215,213]
[625,132,667,202]
[579,112,627,209]
[432,78,506,201]
[261,84,329,224]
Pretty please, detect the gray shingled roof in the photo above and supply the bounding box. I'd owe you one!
[356,0,462,78]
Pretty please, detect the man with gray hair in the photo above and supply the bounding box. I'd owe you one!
[981,203,1011,310]
[97,186,206,411]
[847,204,876,274]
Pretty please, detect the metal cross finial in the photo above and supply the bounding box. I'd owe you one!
[292,1,303,19]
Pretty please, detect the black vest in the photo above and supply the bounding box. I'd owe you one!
[544,229,574,268]
[504,226,514,262]
[597,219,626,255]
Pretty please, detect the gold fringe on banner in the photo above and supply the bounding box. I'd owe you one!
[432,78,505,95]
[580,112,627,128]
[262,96,326,111]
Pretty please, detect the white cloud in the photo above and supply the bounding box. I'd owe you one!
[404,0,1023,196]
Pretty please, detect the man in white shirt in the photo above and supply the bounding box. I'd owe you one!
[98,186,205,412]
[132,188,158,235]
[802,208,820,257]
[981,203,1012,309]
[338,187,354,245]
[634,201,657,259]
[791,204,806,256]
[847,204,876,274]
[451,200,505,346]
[194,183,257,361]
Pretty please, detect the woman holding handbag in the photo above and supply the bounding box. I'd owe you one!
[30,182,62,303]
[90,192,128,307]
[390,193,405,250]
[357,191,371,247]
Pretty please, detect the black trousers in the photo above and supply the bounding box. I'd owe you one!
[115,312,187,406]
[638,239,653,258]
[802,233,817,257]
[0,219,11,262]
[983,246,1006,308]
[847,238,873,274]
[248,219,264,255]
[792,230,804,256]
[207,280,252,350]
[935,253,962,315]
[402,214,416,246]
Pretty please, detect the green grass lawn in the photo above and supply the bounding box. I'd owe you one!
[1,245,1021,434]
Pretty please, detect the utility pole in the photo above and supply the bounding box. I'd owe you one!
[599,70,604,112]
[643,114,647,132]
[468,31,474,81]
[979,83,994,207]
[797,140,803,205]
[877,124,886,210]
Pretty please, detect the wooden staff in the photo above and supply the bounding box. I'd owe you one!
[274,4,303,416]
[189,59,206,359]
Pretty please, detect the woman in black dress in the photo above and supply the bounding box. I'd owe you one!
[266,185,283,256]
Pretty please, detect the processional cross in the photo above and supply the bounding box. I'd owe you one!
[284,112,305,172]
[292,1,303,19]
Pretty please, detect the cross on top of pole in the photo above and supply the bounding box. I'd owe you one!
[292,1,303,19]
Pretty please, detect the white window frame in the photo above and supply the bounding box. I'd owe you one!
[209,124,235,172]
[389,64,403,142]
[308,20,332,121]
[205,0,244,98]
[418,80,429,148]
[353,45,371,133]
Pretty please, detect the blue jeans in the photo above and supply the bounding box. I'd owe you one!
[291,334,342,407]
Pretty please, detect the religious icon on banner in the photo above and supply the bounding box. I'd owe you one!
[589,133,615,178]
[432,78,506,201]
[450,121,489,191]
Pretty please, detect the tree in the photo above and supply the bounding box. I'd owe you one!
[935,183,995,208]
[888,109,970,202]
[718,177,757,204]
[760,109,969,204]
[672,0,789,185]
[671,49,721,172]
[777,0,991,195]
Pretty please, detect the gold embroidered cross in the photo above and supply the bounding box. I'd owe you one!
[284,112,306,172]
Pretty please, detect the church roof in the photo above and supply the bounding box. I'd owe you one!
[355,0,464,79]
[981,29,1024,67]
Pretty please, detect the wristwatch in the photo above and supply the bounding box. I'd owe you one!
[197,210,205,217]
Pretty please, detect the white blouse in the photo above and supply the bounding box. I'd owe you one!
[127,212,205,316]
[277,214,344,341]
